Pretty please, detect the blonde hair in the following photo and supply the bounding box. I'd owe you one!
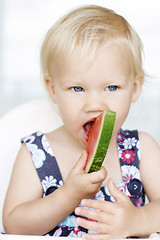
[40,5,144,80]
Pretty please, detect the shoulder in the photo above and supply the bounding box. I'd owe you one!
[138,131,160,174]
[13,143,41,186]
[14,131,49,189]
[138,131,160,201]
[138,131,160,154]
[138,131,160,171]
[4,142,43,211]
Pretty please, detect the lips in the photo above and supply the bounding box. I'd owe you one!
[83,120,95,142]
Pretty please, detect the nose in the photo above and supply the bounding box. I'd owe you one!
[84,92,106,113]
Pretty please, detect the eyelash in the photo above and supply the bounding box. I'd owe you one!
[107,85,118,91]
[71,85,118,93]
[71,86,84,92]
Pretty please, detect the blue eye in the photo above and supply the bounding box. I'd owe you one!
[107,85,118,91]
[72,86,84,92]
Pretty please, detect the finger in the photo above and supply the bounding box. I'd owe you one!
[88,167,107,184]
[107,178,128,203]
[75,206,112,223]
[82,233,112,240]
[80,199,116,214]
[73,150,88,173]
[75,217,111,234]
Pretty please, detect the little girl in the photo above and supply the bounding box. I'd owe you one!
[3,5,160,239]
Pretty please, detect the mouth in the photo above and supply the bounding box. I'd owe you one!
[83,119,95,143]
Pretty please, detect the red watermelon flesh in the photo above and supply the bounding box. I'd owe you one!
[85,109,116,173]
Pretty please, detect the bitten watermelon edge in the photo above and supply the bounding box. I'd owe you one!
[85,109,116,173]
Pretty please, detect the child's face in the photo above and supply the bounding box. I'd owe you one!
[47,41,143,148]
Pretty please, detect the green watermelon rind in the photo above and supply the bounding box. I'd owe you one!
[86,110,116,173]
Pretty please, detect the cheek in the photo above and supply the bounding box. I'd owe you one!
[56,98,78,125]
[56,92,82,115]
[58,104,72,124]
[113,101,131,130]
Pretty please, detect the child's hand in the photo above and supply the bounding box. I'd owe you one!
[75,178,140,239]
[63,151,107,202]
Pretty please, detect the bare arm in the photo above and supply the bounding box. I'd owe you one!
[3,147,106,235]
[138,131,160,234]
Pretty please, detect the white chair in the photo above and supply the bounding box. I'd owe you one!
[0,98,63,233]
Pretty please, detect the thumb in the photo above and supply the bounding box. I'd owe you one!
[107,178,127,203]
[73,150,88,173]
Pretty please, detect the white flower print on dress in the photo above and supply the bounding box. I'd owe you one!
[36,131,43,137]
[41,135,54,156]
[121,165,140,184]
[42,175,63,192]
[42,175,57,191]
[22,135,35,144]
[53,227,62,237]
[94,190,105,201]
[58,180,63,188]
[118,145,122,159]
[104,185,116,202]
[68,227,83,237]
[123,137,137,149]
[136,140,140,160]
[26,143,46,168]
[121,165,140,197]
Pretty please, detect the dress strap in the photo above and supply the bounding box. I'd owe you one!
[117,129,145,206]
[21,131,63,195]
[118,129,140,168]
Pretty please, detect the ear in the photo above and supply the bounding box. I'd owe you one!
[131,74,144,102]
[44,75,57,104]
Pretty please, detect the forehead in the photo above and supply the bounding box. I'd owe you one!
[53,40,134,81]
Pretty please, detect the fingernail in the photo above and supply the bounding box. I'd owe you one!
[75,207,81,214]
[81,199,87,205]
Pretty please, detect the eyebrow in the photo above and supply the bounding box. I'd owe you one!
[61,78,83,85]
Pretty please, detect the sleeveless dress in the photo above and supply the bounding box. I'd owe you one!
[21,128,145,237]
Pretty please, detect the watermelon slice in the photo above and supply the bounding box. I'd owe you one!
[85,109,116,173]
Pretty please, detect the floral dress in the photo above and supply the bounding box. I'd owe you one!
[21,128,145,237]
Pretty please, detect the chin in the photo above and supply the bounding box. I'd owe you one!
[78,137,87,149]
